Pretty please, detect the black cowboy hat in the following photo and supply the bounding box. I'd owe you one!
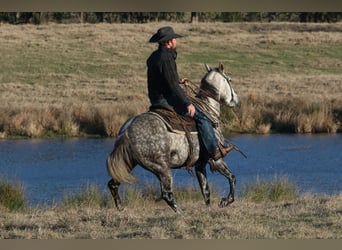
[149,26,183,43]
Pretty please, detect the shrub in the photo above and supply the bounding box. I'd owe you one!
[241,176,299,202]
[0,178,26,212]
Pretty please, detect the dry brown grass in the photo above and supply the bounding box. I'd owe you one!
[227,95,340,134]
[0,178,340,239]
[0,193,341,239]
[0,22,341,137]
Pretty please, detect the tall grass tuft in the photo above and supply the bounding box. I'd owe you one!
[61,185,110,208]
[241,176,299,203]
[0,178,26,212]
[119,184,159,208]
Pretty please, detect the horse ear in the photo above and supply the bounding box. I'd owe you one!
[218,63,224,73]
[204,64,211,72]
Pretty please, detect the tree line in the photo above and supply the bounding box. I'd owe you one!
[0,12,341,24]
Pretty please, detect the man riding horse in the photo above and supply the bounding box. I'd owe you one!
[147,26,234,162]
[106,27,240,212]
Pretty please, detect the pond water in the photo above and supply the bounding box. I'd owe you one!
[0,134,341,206]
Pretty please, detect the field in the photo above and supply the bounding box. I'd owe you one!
[0,22,341,137]
[0,183,342,239]
[0,197,336,239]
[0,22,342,239]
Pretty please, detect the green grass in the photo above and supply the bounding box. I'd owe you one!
[182,43,342,77]
[1,22,341,137]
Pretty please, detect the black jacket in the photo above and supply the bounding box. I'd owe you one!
[147,45,191,113]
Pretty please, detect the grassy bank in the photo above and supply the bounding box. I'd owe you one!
[0,177,341,239]
[1,22,341,137]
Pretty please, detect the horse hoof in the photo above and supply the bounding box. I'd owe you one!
[218,197,234,208]
[170,204,179,213]
[218,200,227,208]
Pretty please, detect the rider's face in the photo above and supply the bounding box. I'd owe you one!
[166,38,177,49]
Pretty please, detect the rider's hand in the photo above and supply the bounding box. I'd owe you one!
[180,78,190,85]
[187,104,195,117]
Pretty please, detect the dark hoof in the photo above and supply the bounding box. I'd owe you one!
[205,199,211,206]
[116,204,124,211]
[218,196,234,208]
[169,203,179,213]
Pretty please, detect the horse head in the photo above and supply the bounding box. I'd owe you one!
[201,63,239,107]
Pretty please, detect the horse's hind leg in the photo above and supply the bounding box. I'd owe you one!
[108,178,123,211]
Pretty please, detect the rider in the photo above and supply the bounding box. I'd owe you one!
[146,26,233,161]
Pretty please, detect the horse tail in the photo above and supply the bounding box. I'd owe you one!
[106,132,136,184]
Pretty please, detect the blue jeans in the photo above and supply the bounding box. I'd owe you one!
[192,109,218,156]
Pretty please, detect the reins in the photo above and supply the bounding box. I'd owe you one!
[184,70,235,108]
[183,77,247,159]
[182,78,232,127]
[184,79,219,105]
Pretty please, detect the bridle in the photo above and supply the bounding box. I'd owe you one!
[182,69,237,128]
[217,70,235,106]
[184,69,235,107]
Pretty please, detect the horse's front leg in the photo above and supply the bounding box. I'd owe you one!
[195,162,211,206]
[209,158,236,207]
[157,169,180,213]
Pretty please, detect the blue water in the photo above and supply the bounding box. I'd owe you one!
[0,134,341,206]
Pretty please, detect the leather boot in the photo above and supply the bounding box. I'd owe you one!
[212,144,234,161]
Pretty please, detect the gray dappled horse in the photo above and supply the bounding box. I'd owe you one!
[107,63,239,213]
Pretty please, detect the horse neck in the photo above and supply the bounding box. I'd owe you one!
[193,91,221,124]
[206,96,220,118]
